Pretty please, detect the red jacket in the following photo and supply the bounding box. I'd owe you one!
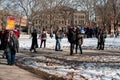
[14,28,20,38]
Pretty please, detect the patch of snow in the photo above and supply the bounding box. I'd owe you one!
[18,34,120,80]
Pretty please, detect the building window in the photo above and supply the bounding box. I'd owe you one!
[42,20,44,23]
[62,20,64,24]
[75,20,77,24]
[39,20,41,24]
[79,20,84,25]
[39,16,42,18]
[59,21,61,24]
[74,15,77,18]
[68,20,70,24]
[36,21,37,24]
[79,20,81,24]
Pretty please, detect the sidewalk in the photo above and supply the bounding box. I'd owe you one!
[0,51,43,80]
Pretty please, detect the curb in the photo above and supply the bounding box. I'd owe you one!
[16,62,65,80]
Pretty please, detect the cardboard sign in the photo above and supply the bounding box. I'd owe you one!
[6,16,15,30]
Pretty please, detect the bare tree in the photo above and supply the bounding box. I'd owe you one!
[95,0,109,26]
[17,0,44,34]
[73,0,120,33]
[4,0,43,34]
[0,5,12,30]
[94,0,120,33]
[39,0,65,34]
[109,0,120,33]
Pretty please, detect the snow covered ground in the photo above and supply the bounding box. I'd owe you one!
[19,34,120,50]
[18,58,120,80]
[18,34,120,80]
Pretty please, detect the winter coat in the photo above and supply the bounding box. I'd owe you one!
[14,29,20,38]
[6,35,18,53]
[55,29,63,39]
[98,32,106,43]
[101,32,106,43]
[67,28,76,44]
[31,31,38,48]
[97,34,101,43]
[76,33,83,45]
[40,31,47,40]
[0,30,7,50]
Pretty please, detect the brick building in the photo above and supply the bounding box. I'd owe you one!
[33,6,89,32]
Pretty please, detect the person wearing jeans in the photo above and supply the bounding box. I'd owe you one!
[55,27,63,51]
[6,31,18,65]
[6,51,16,65]
[55,38,61,51]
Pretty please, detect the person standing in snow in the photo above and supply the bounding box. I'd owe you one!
[76,27,83,54]
[96,30,101,50]
[39,28,47,48]
[55,26,63,51]
[97,29,107,50]
[67,26,76,55]
[100,29,107,50]
[30,29,38,52]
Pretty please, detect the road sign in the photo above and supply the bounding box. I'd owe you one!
[6,16,15,30]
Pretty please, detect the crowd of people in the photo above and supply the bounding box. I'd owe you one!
[67,26,83,55]
[0,25,108,65]
[29,25,106,56]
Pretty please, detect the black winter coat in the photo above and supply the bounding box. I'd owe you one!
[67,28,76,44]
[31,32,38,48]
